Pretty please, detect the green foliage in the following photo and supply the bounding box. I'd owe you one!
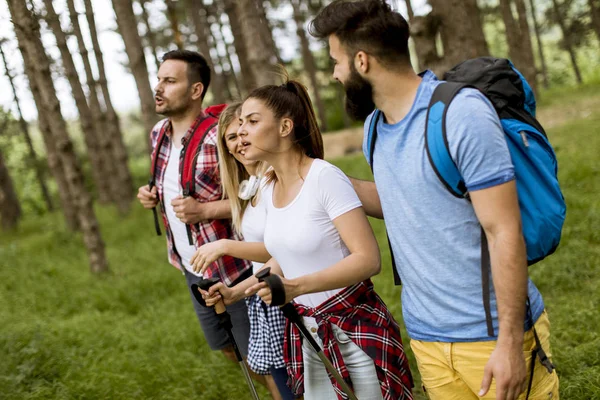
[1,85,599,399]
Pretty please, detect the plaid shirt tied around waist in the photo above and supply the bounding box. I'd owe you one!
[283,280,413,400]
[150,113,251,286]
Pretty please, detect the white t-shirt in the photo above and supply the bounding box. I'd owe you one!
[241,180,270,274]
[263,159,363,308]
[163,145,198,275]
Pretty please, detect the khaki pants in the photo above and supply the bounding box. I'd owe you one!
[411,311,559,400]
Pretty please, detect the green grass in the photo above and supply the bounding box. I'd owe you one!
[1,86,599,399]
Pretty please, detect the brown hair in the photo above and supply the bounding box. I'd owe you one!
[309,0,411,68]
[245,72,324,161]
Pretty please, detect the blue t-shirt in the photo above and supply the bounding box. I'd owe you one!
[363,71,544,342]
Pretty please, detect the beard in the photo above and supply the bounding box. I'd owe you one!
[343,64,375,121]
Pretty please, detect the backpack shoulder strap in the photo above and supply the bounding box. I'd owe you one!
[367,109,382,170]
[181,114,219,195]
[424,82,469,198]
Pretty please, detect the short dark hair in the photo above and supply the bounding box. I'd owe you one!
[162,50,211,99]
[309,0,411,68]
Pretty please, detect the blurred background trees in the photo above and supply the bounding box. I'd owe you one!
[0,0,599,272]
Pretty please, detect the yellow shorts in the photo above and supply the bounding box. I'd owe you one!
[411,310,559,400]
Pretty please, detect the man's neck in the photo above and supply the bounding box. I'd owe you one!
[169,104,204,147]
[371,68,423,125]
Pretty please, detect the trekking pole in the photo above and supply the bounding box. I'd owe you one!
[191,278,260,400]
[255,268,358,400]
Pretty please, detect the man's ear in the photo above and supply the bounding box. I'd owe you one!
[354,51,370,74]
[191,82,204,100]
[280,118,294,138]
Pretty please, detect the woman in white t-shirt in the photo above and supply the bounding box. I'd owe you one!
[189,103,294,400]
[216,77,413,399]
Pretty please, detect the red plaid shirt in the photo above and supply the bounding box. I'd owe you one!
[283,280,413,400]
[150,113,251,285]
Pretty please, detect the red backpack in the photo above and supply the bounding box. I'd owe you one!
[148,104,227,242]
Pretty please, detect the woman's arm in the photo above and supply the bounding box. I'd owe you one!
[191,239,271,274]
[246,207,380,304]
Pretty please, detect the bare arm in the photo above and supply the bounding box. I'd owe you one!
[347,177,383,219]
[172,198,232,224]
[470,180,528,399]
[191,240,270,274]
[246,207,381,304]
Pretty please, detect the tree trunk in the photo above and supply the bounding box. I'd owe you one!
[499,0,537,94]
[235,0,280,87]
[292,0,327,131]
[138,0,162,72]
[428,0,489,72]
[165,0,184,49]
[410,14,444,76]
[83,0,134,211]
[112,0,159,147]
[527,0,549,88]
[0,145,21,231]
[255,0,283,65]
[405,0,415,21]
[8,0,109,273]
[589,0,600,44]
[551,0,582,84]
[222,0,256,93]
[213,7,243,99]
[0,41,53,212]
[186,1,227,104]
[45,0,113,205]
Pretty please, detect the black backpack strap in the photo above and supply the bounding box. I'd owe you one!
[367,110,402,286]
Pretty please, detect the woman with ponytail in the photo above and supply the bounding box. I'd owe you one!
[203,75,413,399]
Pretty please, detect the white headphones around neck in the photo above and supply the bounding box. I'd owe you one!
[238,175,261,200]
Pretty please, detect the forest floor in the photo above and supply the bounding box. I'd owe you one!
[1,83,599,399]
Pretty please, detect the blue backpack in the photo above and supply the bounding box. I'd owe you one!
[368,57,566,273]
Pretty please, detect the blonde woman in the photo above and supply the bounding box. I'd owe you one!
[190,103,294,400]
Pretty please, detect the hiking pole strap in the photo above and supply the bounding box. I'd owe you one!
[148,178,162,236]
[254,267,287,306]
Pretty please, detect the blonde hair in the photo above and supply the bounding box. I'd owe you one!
[217,102,267,234]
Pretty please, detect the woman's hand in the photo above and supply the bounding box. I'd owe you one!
[245,276,300,305]
[204,282,242,306]
[191,240,228,274]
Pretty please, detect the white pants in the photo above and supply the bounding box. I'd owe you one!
[302,318,383,400]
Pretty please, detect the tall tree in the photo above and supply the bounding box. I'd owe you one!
[498,0,537,94]
[222,0,255,93]
[211,6,243,98]
[83,0,135,209]
[165,0,184,49]
[428,0,489,70]
[137,0,162,72]
[0,121,21,231]
[44,0,114,205]
[0,40,53,211]
[528,0,550,88]
[292,0,327,131]
[112,0,159,145]
[186,0,228,104]
[235,0,280,87]
[550,0,583,84]
[405,0,415,20]
[8,0,109,272]
[589,0,600,44]
[255,0,283,65]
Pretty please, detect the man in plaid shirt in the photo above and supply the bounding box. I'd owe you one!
[137,50,253,364]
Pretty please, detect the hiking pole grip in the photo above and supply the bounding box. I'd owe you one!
[147,178,161,236]
[254,267,287,306]
[190,277,226,314]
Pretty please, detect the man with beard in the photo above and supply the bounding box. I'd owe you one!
[310,1,559,400]
[136,50,254,367]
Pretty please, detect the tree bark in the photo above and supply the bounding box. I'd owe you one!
[186,0,228,104]
[165,0,184,49]
[292,0,327,131]
[83,0,134,211]
[428,0,489,72]
[138,0,162,72]
[112,0,159,147]
[410,14,444,75]
[0,142,21,231]
[235,0,280,87]
[222,0,256,93]
[212,6,243,99]
[551,0,583,84]
[498,0,537,94]
[255,0,283,65]
[8,0,109,273]
[589,0,600,44]
[405,0,415,21]
[0,41,53,212]
[528,0,549,88]
[45,0,113,205]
